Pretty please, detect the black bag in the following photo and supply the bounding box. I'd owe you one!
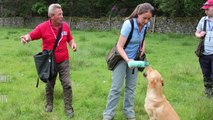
[34,24,62,87]
[195,19,207,57]
[106,19,134,70]
[34,50,56,83]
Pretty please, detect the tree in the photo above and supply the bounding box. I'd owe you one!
[153,0,204,17]
[1,0,35,17]
[183,0,204,17]
[31,1,48,16]
[58,0,72,16]
[69,0,115,17]
[0,0,206,17]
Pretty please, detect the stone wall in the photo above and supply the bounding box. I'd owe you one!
[153,17,200,34]
[0,16,201,34]
[0,17,24,27]
[67,17,124,31]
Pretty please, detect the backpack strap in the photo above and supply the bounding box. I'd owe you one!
[124,19,134,49]
[53,24,63,51]
[201,18,207,53]
[203,19,207,32]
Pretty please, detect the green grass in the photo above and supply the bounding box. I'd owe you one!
[0,27,213,120]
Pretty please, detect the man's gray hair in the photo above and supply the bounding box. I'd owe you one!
[48,3,61,17]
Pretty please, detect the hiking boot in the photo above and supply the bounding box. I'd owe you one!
[205,87,213,97]
[204,77,213,97]
[102,116,112,120]
[66,109,74,118]
[127,118,136,120]
[45,105,53,112]
[103,119,111,120]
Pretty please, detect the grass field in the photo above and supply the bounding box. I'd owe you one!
[0,27,213,120]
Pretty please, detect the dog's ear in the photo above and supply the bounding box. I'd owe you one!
[161,78,164,86]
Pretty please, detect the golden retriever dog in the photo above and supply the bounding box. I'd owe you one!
[143,66,180,120]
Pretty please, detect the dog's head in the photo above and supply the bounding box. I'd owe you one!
[143,66,164,88]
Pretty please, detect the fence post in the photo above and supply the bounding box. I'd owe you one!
[109,14,111,30]
[68,16,71,28]
[152,15,156,33]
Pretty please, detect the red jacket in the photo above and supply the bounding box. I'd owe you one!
[30,20,73,63]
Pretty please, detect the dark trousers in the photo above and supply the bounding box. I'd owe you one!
[45,60,73,111]
[199,55,213,88]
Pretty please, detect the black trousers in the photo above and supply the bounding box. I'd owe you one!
[199,55,213,88]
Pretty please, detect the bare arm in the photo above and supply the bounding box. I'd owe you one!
[117,35,130,63]
[195,30,206,39]
[68,39,77,52]
[140,40,145,56]
[20,34,32,44]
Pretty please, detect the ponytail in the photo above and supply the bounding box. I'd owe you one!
[126,3,154,20]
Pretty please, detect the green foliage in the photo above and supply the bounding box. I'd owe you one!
[1,0,35,17]
[1,28,213,120]
[31,1,48,16]
[0,0,206,17]
[69,0,115,17]
[153,0,204,17]
[183,0,204,17]
[57,0,72,16]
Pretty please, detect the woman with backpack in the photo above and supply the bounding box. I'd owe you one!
[103,3,154,120]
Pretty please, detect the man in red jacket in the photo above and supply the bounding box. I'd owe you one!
[20,3,77,117]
